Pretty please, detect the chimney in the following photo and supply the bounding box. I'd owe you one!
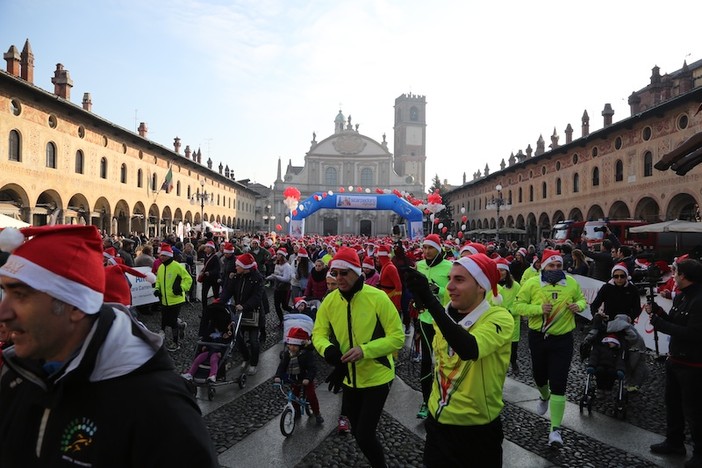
[628,92,641,115]
[602,103,614,127]
[4,45,20,76]
[82,93,92,111]
[51,63,73,100]
[184,145,191,159]
[565,124,573,144]
[218,162,223,174]
[535,135,545,156]
[138,122,148,138]
[174,137,181,154]
[207,157,213,169]
[549,127,559,149]
[581,110,590,137]
[20,39,34,83]
[196,149,202,164]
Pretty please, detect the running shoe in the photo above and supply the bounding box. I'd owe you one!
[537,397,549,416]
[548,428,563,448]
[416,402,429,419]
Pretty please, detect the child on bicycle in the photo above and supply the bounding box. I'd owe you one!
[274,327,324,425]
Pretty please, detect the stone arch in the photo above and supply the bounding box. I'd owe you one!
[525,212,537,244]
[34,189,63,226]
[174,208,183,224]
[568,208,584,221]
[608,200,631,219]
[148,203,160,238]
[538,212,551,239]
[0,183,30,222]
[184,210,193,224]
[665,192,698,220]
[93,197,112,234]
[633,197,660,223]
[586,204,605,221]
[552,210,566,224]
[66,193,91,225]
[506,215,515,228]
[515,214,525,230]
[132,201,146,235]
[162,206,173,236]
[114,199,131,235]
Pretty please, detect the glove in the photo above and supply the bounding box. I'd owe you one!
[586,367,595,375]
[579,342,592,361]
[404,268,436,310]
[616,370,625,380]
[429,281,440,296]
[325,364,349,394]
[172,276,183,296]
[324,346,343,366]
[153,289,162,298]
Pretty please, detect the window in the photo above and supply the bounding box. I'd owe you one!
[541,166,547,175]
[48,114,57,129]
[10,99,21,116]
[75,150,84,174]
[151,173,157,192]
[573,154,579,164]
[325,167,337,186]
[176,181,181,196]
[9,130,20,162]
[573,173,580,193]
[529,185,534,202]
[592,147,598,157]
[187,185,191,198]
[615,160,623,182]
[615,136,622,150]
[100,157,108,179]
[542,182,547,199]
[642,126,652,141]
[556,161,561,170]
[643,151,653,177]
[45,142,57,168]
[518,187,523,203]
[592,167,600,187]
[678,114,689,130]
[120,163,127,183]
[360,168,373,187]
[508,190,512,204]
[410,106,418,121]
[556,178,562,195]
[137,169,143,188]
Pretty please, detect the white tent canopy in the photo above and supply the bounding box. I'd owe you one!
[629,220,702,233]
[0,213,29,229]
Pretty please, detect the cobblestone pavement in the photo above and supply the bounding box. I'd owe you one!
[137,290,676,467]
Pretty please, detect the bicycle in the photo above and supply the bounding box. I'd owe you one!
[273,381,312,437]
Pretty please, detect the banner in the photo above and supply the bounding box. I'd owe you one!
[289,219,304,238]
[335,195,378,209]
[126,266,158,306]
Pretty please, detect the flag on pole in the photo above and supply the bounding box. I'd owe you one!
[161,167,173,193]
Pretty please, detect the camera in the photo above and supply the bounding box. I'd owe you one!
[593,225,608,233]
[632,263,663,296]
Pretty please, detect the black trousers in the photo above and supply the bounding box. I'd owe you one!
[160,304,181,343]
[665,360,702,454]
[528,330,573,395]
[424,415,503,468]
[419,320,436,402]
[343,382,391,468]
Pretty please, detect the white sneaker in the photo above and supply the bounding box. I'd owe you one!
[206,375,216,383]
[247,365,257,375]
[537,397,549,416]
[181,372,193,381]
[240,361,248,371]
[548,428,563,448]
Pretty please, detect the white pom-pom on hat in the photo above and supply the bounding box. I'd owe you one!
[0,227,26,253]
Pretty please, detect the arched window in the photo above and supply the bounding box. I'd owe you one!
[615,160,624,182]
[542,182,547,199]
[120,163,127,183]
[518,187,523,203]
[137,169,143,188]
[100,157,108,179]
[360,168,373,187]
[643,151,653,177]
[529,185,534,202]
[592,167,600,186]
[75,150,84,174]
[46,142,57,168]
[9,130,20,162]
[556,178,562,195]
[325,167,337,186]
[410,106,418,121]
[573,173,580,193]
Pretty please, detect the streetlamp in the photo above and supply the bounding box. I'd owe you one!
[495,184,504,242]
[189,178,214,235]
[262,204,276,233]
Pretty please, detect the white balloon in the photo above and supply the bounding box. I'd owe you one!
[348,185,354,191]
[285,216,290,223]
[365,188,370,193]
[298,204,305,211]
[460,207,466,213]
[438,223,444,229]
[461,224,466,230]
[328,190,334,196]
[384,189,391,194]
[430,213,435,221]
[447,235,453,240]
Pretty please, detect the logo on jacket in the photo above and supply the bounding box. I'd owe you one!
[61,417,96,454]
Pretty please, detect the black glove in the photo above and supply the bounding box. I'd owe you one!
[153,289,162,298]
[325,363,349,394]
[172,276,183,296]
[405,268,437,310]
[324,346,343,366]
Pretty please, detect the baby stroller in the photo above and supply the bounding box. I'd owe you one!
[579,326,628,419]
[281,313,315,357]
[185,302,247,400]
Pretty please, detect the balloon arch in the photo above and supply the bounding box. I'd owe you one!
[288,192,425,239]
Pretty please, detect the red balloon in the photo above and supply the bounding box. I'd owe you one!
[292,210,298,216]
[322,192,328,198]
[433,218,440,225]
[339,187,345,193]
[375,188,384,194]
[356,186,362,192]
[424,209,430,215]
[461,215,468,223]
[442,227,448,234]
[457,231,464,238]
[275,224,282,231]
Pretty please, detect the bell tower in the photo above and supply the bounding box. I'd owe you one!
[393,93,426,191]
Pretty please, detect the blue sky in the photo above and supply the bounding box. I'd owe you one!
[2,0,700,191]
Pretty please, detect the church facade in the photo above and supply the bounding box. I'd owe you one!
[272,94,426,237]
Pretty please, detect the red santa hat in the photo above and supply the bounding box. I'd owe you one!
[454,253,502,304]
[494,257,511,272]
[517,247,528,257]
[103,264,156,306]
[635,258,651,269]
[103,246,124,265]
[674,254,689,265]
[293,296,308,309]
[223,242,235,254]
[285,326,310,345]
[423,234,442,252]
[0,225,105,314]
[276,247,288,257]
[362,256,376,270]
[204,241,216,250]
[376,244,391,257]
[330,246,362,276]
[540,249,563,269]
[159,243,174,258]
[611,262,629,278]
[235,253,257,269]
[601,334,621,347]
[297,247,308,258]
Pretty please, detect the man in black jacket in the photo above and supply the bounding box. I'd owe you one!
[0,225,218,467]
[580,227,621,281]
[647,259,702,468]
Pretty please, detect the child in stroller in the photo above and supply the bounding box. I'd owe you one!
[181,303,233,383]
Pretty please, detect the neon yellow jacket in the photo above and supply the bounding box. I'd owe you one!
[154,260,192,306]
[513,274,587,336]
[491,281,521,342]
[416,258,452,324]
[313,284,404,388]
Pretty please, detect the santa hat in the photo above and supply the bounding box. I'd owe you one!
[104,264,156,306]
[494,257,511,272]
[103,246,124,265]
[674,254,689,265]
[635,258,651,269]
[376,245,391,257]
[297,247,308,258]
[235,253,257,269]
[454,253,502,304]
[611,262,629,278]
[423,234,442,252]
[517,247,528,257]
[204,241,216,249]
[159,243,174,258]
[601,334,621,347]
[362,256,376,270]
[0,225,105,314]
[540,249,563,269]
[285,326,310,345]
[276,247,288,257]
[223,242,235,254]
[330,246,362,276]
[293,296,308,308]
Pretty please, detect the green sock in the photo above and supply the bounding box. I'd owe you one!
[537,384,550,401]
[550,394,566,431]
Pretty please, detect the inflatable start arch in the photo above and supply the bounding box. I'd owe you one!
[289,193,424,239]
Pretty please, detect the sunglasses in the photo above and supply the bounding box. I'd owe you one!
[612,274,627,279]
[330,269,350,277]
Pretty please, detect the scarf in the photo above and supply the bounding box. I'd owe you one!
[541,269,566,285]
[288,353,301,377]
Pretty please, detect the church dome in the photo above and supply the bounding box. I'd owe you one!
[334,110,345,123]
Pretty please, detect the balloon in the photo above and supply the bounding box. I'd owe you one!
[430,213,435,221]
[275,224,282,231]
[461,224,466,230]
[285,216,290,223]
[447,235,453,240]
[438,223,444,229]
[375,188,384,194]
[292,210,298,216]
[356,187,362,192]
[460,207,466,213]
[365,188,371,193]
[461,215,468,223]
[327,190,333,196]
[457,231,464,238]
[348,186,354,191]
[433,218,440,225]
[322,192,328,198]
[441,227,448,234]
[339,187,345,193]
[298,204,305,211]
